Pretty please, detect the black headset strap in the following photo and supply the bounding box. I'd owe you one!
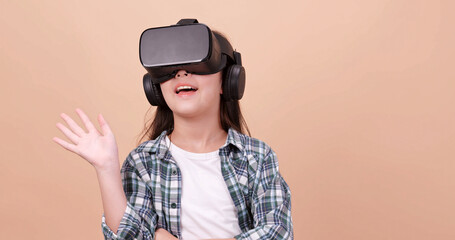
[176,18,240,66]
[213,33,239,65]
[176,19,199,25]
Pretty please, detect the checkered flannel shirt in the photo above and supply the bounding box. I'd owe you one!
[101,128,293,239]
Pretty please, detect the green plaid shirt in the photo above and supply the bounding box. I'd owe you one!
[101,128,293,239]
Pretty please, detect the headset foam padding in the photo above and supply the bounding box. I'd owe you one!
[223,65,246,101]
[143,73,167,106]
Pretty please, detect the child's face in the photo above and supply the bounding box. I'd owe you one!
[160,69,223,118]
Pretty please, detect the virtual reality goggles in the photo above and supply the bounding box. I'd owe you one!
[139,19,241,84]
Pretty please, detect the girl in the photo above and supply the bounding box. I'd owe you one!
[53,21,293,240]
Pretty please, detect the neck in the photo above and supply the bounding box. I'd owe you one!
[169,112,228,153]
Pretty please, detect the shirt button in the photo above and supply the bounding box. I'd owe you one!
[172,170,177,175]
[171,203,177,208]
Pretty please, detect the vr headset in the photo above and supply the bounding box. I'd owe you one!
[140,19,246,106]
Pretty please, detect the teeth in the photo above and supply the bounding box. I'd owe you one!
[176,86,195,91]
[176,85,197,93]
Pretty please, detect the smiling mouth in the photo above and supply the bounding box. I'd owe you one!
[175,86,198,94]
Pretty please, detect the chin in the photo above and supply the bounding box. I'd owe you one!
[170,105,201,118]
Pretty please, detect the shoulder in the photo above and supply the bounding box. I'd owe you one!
[228,128,276,160]
[122,130,168,166]
[229,129,283,186]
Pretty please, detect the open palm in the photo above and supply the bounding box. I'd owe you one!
[53,108,119,171]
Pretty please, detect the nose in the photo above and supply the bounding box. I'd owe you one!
[175,70,190,78]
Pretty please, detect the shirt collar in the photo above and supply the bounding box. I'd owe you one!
[147,127,245,160]
[222,127,245,152]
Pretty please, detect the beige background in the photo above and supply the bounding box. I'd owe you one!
[1,0,454,239]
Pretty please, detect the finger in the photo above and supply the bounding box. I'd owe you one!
[60,112,87,137]
[52,137,79,154]
[56,122,79,144]
[98,113,113,136]
[75,108,99,134]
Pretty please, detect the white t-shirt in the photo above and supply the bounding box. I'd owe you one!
[165,136,242,240]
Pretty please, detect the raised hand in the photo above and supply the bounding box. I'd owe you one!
[53,108,120,171]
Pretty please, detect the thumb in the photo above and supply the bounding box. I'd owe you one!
[98,113,112,136]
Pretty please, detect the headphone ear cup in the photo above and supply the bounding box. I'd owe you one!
[223,65,246,101]
[143,73,167,106]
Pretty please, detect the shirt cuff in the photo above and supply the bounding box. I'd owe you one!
[101,203,131,239]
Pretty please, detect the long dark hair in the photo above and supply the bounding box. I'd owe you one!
[135,30,250,145]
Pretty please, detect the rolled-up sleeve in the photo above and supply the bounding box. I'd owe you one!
[235,148,294,240]
[101,152,158,240]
